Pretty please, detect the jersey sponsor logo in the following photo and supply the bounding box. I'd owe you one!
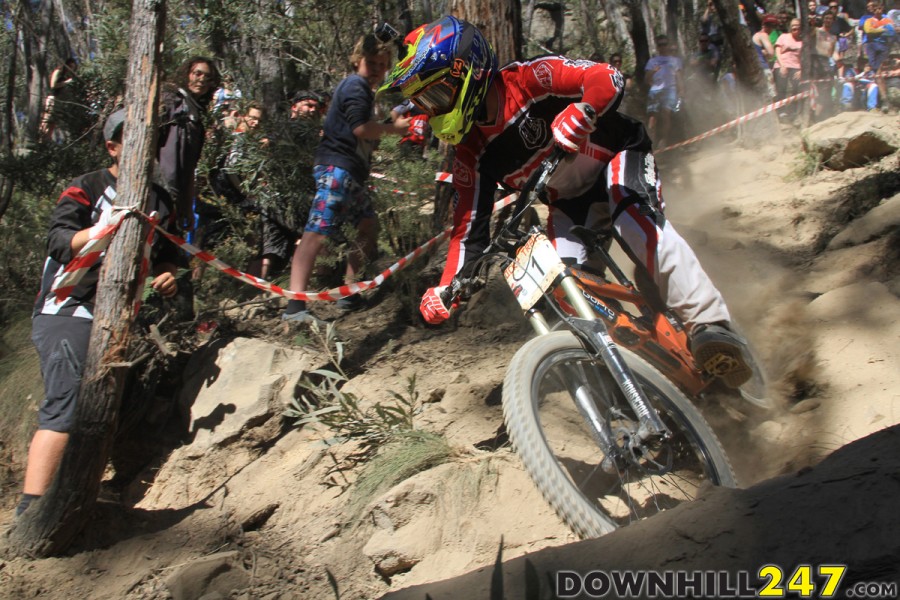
[534,61,553,89]
[610,68,625,91]
[561,58,595,70]
[518,115,549,150]
[453,159,474,188]
[643,154,657,188]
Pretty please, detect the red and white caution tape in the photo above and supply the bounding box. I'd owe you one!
[50,207,131,303]
[148,189,518,301]
[657,90,813,154]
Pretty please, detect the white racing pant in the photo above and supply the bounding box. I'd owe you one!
[546,148,731,331]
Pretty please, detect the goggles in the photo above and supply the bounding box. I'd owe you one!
[409,77,461,117]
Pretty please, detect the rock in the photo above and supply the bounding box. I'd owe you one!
[165,551,249,600]
[802,112,899,171]
[827,193,900,250]
[180,337,318,454]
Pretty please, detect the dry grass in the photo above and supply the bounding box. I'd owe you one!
[0,315,43,489]
[347,430,453,521]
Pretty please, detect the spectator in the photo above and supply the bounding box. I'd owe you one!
[644,35,684,147]
[16,110,180,517]
[889,0,900,23]
[858,1,877,55]
[753,15,779,64]
[316,90,332,117]
[751,17,779,99]
[881,53,900,109]
[609,53,641,117]
[863,3,896,108]
[773,10,790,44]
[775,19,804,119]
[608,53,633,91]
[839,56,880,109]
[212,74,242,126]
[826,2,855,58]
[198,102,267,274]
[701,0,725,49]
[39,58,78,141]
[688,34,722,84]
[290,90,321,120]
[158,56,221,232]
[813,12,839,116]
[281,34,411,322]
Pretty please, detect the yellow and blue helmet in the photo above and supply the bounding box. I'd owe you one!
[378,16,497,144]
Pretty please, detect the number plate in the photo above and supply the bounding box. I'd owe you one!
[503,233,566,310]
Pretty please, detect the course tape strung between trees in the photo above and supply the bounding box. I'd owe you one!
[656,89,812,153]
[50,193,518,305]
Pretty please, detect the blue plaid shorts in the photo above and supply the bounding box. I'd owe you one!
[304,165,375,237]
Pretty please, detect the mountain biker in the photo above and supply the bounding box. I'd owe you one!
[378,16,753,387]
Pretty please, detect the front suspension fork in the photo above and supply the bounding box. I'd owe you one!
[530,276,672,446]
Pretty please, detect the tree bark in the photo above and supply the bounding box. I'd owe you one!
[601,0,636,63]
[3,0,166,559]
[712,0,767,95]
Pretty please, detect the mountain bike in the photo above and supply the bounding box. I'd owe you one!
[442,148,766,538]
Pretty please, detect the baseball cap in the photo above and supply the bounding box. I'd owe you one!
[763,14,779,24]
[103,109,126,142]
[292,90,319,104]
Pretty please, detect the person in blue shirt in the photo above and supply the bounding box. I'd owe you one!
[644,35,684,147]
[283,34,411,322]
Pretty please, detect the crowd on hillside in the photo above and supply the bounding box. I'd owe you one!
[627,0,898,145]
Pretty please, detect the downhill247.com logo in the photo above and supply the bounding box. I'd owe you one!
[557,565,898,598]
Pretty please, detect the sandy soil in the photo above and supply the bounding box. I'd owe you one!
[0,114,898,599]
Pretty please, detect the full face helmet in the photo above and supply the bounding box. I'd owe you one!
[378,16,498,144]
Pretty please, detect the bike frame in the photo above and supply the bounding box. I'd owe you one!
[562,268,711,398]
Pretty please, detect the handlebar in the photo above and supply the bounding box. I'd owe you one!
[440,124,595,309]
[501,145,568,238]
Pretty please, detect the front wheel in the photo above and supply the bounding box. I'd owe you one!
[503,331,737,538]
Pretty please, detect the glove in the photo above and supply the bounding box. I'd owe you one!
[87,205,128,240]
[420,285,457,325]
[551,102,596,153]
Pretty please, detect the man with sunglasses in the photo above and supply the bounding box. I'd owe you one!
[379,16,754,388]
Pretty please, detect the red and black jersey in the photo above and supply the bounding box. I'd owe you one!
[441,56,652,286]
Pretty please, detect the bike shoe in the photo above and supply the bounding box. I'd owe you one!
[690,322,753,389]
[281,309,326,325]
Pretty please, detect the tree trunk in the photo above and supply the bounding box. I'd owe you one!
[711,0,776,142]
[626,0,651,76]
[3,0,166,559]
[712,0,767,96]
[21,0,52,147]
[601,0,636,63]
[579,0,600,56]
[2,4,19,154]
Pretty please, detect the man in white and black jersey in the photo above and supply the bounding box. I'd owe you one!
[17,110,181,517]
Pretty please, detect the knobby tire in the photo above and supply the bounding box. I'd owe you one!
[502,331,737,539]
